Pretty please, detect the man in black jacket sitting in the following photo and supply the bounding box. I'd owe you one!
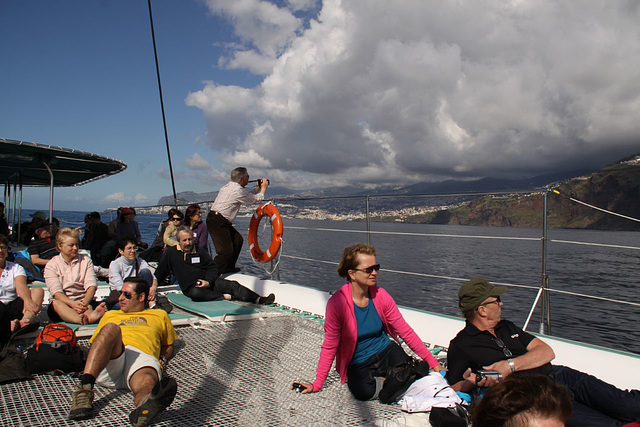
[154,227,274,304]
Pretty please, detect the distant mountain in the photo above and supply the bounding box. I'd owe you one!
[394,156,640,230]
[156,169,592,205]
[377,170,593,195]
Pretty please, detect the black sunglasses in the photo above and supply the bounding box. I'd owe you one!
[480,296,501,307]
[353,264,381,274]
[494,337,513,357]
[120,291,135,300]
[171,217,182,221]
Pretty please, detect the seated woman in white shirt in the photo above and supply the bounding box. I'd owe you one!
[107,236,158,309]
[44,228,106,324]
[0,235,44,343]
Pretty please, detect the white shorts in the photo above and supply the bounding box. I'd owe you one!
[96,345,162,390]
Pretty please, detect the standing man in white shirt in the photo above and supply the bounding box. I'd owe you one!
[207,167,269,275]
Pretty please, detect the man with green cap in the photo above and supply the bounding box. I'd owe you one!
[447,277,640,426]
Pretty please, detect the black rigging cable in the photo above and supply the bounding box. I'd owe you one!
[147,0,178,208]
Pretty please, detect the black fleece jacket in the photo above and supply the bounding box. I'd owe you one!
[154,245,218,294]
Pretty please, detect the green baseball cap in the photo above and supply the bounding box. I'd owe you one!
[458,277,506,312]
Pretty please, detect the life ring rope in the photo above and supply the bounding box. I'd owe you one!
[248,202,283,264]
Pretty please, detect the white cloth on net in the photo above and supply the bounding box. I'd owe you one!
[398,371,462,413]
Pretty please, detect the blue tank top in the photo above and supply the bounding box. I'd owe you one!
[350,299,391,365]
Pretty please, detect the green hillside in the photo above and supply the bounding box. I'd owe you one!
[394,158,640,230]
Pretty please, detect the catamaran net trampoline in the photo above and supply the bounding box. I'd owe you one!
[1,309,446,426]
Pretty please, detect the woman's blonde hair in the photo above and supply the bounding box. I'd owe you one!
[337,243,376,279]
[56,227,79,247]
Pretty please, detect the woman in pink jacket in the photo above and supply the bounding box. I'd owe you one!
[292,243,443,400]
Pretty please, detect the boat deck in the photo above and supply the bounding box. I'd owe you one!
[2,305,442,426]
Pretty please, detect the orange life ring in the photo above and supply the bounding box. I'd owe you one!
[248,203,283,263]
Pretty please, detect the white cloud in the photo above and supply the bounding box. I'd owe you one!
[223,148,272,168]
[104,192,151,206]
[219,49,277,75]
[189,0,640,188]
[184,152,212,170]
[134,193,150,204]
[105,192,127,203]
[203,0,303,74]
[156,167,170,179]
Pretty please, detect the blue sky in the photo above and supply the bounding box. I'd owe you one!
[1,0,267,210]
[2,1,639,211]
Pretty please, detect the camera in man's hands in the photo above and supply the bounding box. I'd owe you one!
[475,369,502,384]
[248,178,270,186]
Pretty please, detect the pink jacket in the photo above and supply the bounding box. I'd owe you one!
[311,283,439,391]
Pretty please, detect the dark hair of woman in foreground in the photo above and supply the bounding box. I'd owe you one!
[472,374,572,427]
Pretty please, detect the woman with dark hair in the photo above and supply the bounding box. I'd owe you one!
[184,204,208,249]
[139,208,182,262]
[0,234,44,344]
[163,210,184,248]
[292,243,443,401]
[472,374,572,427]
[116,208,146,247]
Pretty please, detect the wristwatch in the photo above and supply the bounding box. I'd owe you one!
[507,358,516,373]
[160,356,169,366]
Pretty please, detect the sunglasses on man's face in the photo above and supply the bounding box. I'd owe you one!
[171,217,182,222]
[120,291,135,300]
[480,296,501,307]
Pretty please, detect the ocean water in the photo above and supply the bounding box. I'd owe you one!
[24,209,640,355]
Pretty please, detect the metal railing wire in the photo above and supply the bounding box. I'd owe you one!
[130,188,639,335]
[269,188,640,335]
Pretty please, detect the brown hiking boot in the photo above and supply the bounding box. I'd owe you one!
[68,383,94,420]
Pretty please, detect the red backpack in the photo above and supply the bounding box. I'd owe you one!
[35,323,77,353]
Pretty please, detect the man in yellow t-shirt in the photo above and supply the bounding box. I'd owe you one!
[68,277,178,426]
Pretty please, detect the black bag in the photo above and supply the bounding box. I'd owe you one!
[0,324,39,384]
[25,326,86,374]
[0,344,32,384]
[429,403,470,427]
[379,358,430,404]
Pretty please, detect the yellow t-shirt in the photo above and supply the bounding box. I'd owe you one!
[90,309,177,360]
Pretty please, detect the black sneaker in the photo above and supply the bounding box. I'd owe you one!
[69,383,94,420]
[153,296,173,314]
[129,376,177,427]
[258,293,276,305]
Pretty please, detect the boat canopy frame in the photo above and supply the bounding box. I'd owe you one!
[1,137,127,242]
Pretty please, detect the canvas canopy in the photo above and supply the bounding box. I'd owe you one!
[0,138,127,187]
